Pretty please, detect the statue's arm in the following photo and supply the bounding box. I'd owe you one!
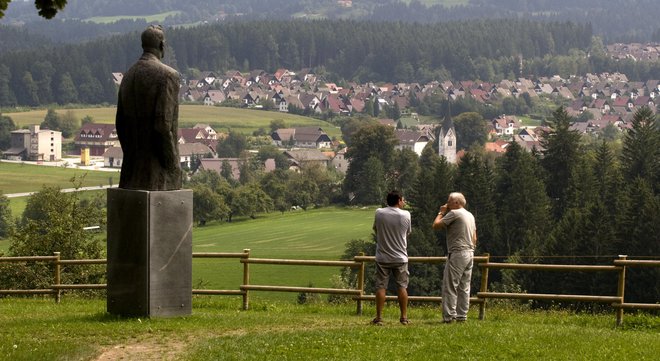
[154,71,180,170]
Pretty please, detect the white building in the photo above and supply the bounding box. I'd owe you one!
[3,125,62,161]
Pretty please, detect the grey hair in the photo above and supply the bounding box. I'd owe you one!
[448,192,466,207]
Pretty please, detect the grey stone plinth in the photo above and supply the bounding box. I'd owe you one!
[107,188,192,317]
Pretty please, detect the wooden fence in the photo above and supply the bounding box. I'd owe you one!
[1,251,658,326]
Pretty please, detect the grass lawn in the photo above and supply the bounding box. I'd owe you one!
[192,206,375,302]
[5,105,341,138]
[0,162,117,194]
[518,115,543,127]
[0,297,657,360]
[85,11,182,24]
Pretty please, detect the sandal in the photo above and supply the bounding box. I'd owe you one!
[400,317,410,325]
[371,317,384,326]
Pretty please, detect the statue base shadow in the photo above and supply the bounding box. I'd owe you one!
[107,188,193,317]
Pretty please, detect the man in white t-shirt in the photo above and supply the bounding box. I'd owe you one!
[432,192,477,323]
[371,190,412,326]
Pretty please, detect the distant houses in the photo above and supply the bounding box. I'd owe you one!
[394,129,431,156]
[271,127,332,149]
[8,65,656,168]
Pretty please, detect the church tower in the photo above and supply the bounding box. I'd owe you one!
[438,109,457,164]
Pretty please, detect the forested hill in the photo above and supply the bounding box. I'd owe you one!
[0,19,592,107]
[1,0,659,43]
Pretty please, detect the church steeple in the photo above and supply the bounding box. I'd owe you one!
[438,103,457,163]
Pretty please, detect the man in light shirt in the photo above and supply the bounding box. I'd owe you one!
[371,190,412,326]
[433,192,477,323]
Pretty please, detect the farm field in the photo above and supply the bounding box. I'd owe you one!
[0,297,657,360]
[5,105,342,138]
[0,162,117,195]
[85,11,182,24]
[192,206,375,302]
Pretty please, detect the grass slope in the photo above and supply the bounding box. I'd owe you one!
[6,105,341,138]
[86,11,182,24]
[192,207,375,301]
[0,298,657,360]
[0,162,117,194]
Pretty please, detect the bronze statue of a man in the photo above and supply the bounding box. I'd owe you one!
[116,25,182,190]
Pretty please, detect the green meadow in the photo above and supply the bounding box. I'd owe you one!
[0,162,117,195]
[191,206,375,302]
[5,105,342,138]
[85,11,182,24]
[0,298,657,360]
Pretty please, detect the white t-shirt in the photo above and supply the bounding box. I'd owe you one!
[441,207,476,253]
[373,206,412,263]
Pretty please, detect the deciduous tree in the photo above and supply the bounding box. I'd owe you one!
[0,0,68,19]
[191,184,230,226]
[0,192,12,240]
[0,114,15,150]
[4,181,104,290]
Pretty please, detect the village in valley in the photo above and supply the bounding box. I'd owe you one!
[2,46,659,181]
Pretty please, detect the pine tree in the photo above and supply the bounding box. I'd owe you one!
[454,151,499,254]
[495,141,552,257]
[621,106,659,192]
[405,146,455,296]
[616,178,660,303]
[540,106,584,220]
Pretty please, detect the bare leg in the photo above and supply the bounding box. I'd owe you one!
[375,288,386,320]
[397,287,408,320]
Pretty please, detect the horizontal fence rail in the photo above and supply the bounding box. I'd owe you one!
[1,251,658,326]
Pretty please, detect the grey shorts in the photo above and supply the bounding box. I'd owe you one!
[374,262,409,290]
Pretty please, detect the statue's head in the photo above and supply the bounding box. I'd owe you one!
[141,25,165,58]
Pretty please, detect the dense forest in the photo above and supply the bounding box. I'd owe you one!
[2,0,660,43]
[0,19,599,107]
[3,18,660,108]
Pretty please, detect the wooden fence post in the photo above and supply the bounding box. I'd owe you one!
[242,249,250,311]
[53,252,61,303]
[356,252,365,315]
[615,255,627,327]
[478,253,490,320]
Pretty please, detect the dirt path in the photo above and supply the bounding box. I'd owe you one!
[94,338,187,361]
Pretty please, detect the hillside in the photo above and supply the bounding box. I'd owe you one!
[4,105,342,139]
[1,0,659,43]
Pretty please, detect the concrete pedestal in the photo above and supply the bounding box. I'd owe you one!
[106,188,192,317]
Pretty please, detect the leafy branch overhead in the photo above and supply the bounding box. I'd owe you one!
[0,0,67,19]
